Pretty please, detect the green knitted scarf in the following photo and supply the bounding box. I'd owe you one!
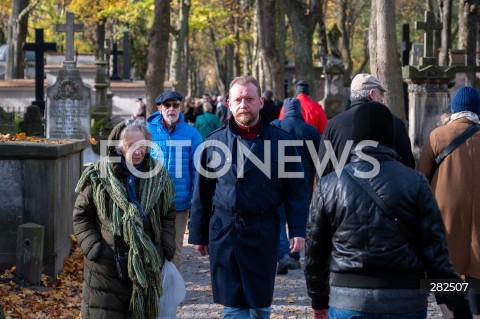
[76,157,175,319]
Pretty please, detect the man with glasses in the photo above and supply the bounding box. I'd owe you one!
[147,90,203,269]
[318,73,415,177]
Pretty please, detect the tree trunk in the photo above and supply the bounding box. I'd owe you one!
[356,30,369,74]
[370,0,406,122]
[145,0,170,115]
[6,0,29,80]
[338,1,353,86]
[276,3,287,99]
[438,0,453,66]
[210,27,225,92]
[458,0,479,86]
[369,0,378,76]
[169,0,190,96]
[279,0,321,99]
[254,0,284,97]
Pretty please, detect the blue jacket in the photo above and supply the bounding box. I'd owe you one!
[273,97,321,193]
[188,113,310,308]
[147,112,203,211]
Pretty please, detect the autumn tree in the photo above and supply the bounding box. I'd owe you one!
[369,0,405,122]
[169,0,190,96]
[6,0,39,79]
[458,0,479,86]
[438,0,454,66]
[279,0,321,98]
[145,0,170,115]
[253,0,284,97]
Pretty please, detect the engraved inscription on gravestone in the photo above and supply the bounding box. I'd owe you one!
[47,78,89,139]
[46,12,90,140]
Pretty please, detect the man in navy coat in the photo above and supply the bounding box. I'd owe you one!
[189,75,310,319]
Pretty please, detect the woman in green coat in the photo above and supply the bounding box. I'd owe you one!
[73,119,176,319]
[195,102,221,139]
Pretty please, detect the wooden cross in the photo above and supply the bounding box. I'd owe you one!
[55,11,84,62]
[415,11,442,60]
[23,28,57,115]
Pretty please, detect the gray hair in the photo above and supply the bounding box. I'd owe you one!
[203,102,213,112]
[116,119,153,154]
[350,89,371,101]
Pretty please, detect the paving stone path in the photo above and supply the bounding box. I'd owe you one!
[177,235,443,319]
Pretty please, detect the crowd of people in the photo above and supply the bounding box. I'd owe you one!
[73,74,479,319]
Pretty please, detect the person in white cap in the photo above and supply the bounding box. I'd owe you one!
[318,73,415,177]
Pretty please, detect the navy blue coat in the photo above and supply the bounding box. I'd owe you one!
[188,113,310,308]
[273,97,321,193]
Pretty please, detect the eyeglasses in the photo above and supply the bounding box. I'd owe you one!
[163,102,181,109]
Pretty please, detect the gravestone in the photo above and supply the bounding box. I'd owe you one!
[0,108,16,134]
[46,12,91,141]
[122,30,131,81]
[410,43,424,66]
[23,29,57,116]
[402,10,456,154]
[23,105,44,136]
[16,223,44,284]
[0,139,85,276]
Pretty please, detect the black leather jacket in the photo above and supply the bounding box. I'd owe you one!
[305,145,471,316]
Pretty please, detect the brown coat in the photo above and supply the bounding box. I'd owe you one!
[417,117,480,279]
[73,179,176,319]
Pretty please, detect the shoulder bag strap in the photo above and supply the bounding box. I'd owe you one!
[435,124,480,165]
[345,167,414,240]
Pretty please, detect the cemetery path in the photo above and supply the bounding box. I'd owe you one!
[0,233,444,319]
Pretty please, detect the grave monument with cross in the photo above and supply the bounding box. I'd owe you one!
[402,10,458,154]
[22,28,57,118]
[46,11,91,143]
[91,26,114,149]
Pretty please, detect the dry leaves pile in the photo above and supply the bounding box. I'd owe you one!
[0,236,83,319]
[0,133,71,144]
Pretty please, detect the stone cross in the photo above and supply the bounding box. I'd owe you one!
[23,28,57,115]
[415,11,442,66]
[110,42,122,81]
[122,30,131,81]
[55,12,84,65]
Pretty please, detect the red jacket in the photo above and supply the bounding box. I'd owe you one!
[279,94,328,134]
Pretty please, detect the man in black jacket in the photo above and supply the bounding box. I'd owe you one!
[305,101,472,319]
[318,73,415,177]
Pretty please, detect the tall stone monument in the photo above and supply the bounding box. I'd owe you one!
[46,12,90,141]
[321,24,345,119]
[91,30,114,154]
[402,10,457,154]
